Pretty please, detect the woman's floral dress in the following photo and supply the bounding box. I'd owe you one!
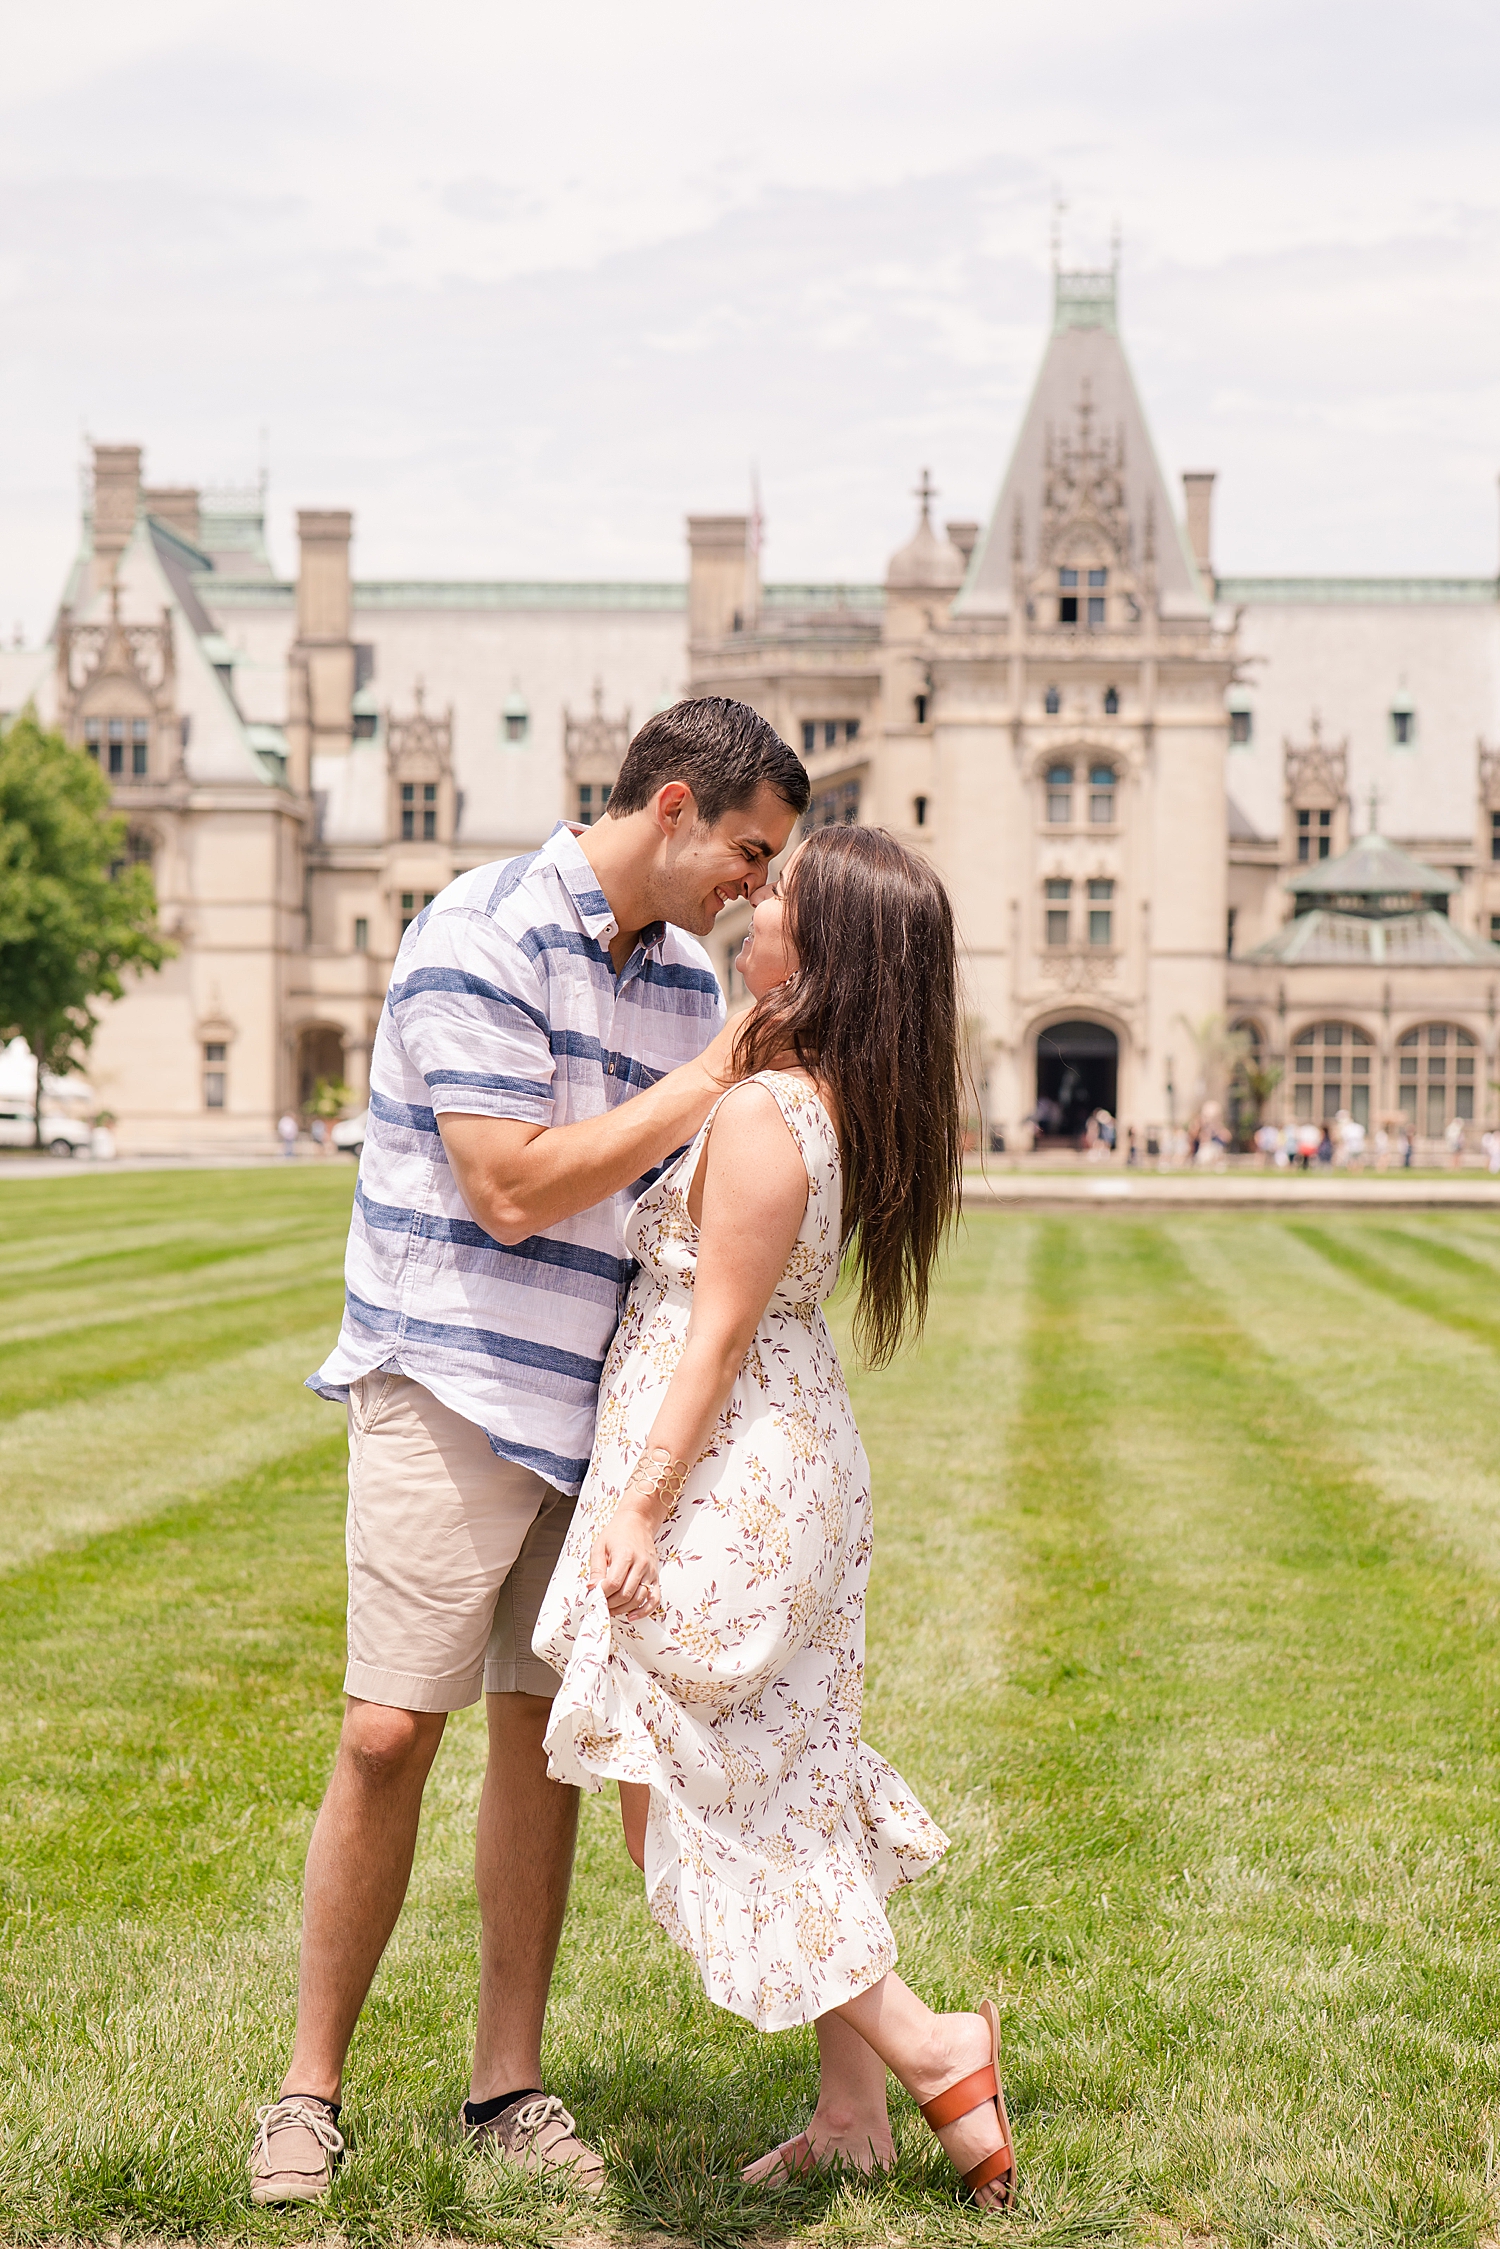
[534,1069,947,2033]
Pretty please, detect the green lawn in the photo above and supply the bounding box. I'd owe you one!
[3,1174,1500,2247]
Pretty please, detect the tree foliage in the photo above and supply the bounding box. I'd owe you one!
[0,711,174,1138]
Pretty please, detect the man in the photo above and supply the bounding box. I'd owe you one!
[250,697,807,2205]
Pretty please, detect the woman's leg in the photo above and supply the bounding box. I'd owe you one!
[828,1973,1009,2207]
[618,1781,648,1870]
[741,2012,893,2182]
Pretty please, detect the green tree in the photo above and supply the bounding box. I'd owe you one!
[0,711,174,1146]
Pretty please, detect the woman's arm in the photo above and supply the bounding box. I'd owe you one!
[589,1083,810,1618]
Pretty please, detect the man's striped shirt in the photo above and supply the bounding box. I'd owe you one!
[308,824,724,1493]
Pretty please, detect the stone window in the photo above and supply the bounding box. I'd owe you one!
[353,917,368,952]
[1230,708,1252,744]
[203,1042,227,1110]
[1046,764,1074,823]
[1398,1023,1476,1133]
[1490,810,1499,863]
[503,696,529,744]
[1491,913,1500,943]
[1390,698,1416,747]
[801,719,861,754]
[400,889,437,937]
[1044,685,1061,716]
[1089,765,1117,824]
[1045,878,1071,945]
[913,694,928,725]
[1087,568,1106,626]
[401,781,437,841]
[913,795,928,828]
[1058,568,1079,625]
[577,782,613,824]
[1296,807,1332,863]
[1087,878,1114,946]
[1291,1020,1372,1125]
[1103,685,1119,716]
[810,780,861,827]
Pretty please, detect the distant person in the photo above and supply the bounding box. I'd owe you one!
[277,1112,299,1159]
[1399,1122,1414,1168]
[1254,1121,1278,1167]
[248,701,807,2208]
[1483,1127,1500,1176]
[1296,1121,1320,1170]
[1126,1124,1139,1166]
[1317,1123,1334,1166]
[1446,1116,1466,1170]
[535,827,1017,2209]
[1373,1123,1390,1172]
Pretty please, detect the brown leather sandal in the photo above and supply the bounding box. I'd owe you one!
[918,1998,1016,2210]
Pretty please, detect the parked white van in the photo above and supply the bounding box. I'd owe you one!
[0,1104,92,1157]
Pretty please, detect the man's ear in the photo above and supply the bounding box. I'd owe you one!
[652,781,696,838]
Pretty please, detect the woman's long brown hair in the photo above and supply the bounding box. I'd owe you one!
[731,825,964,1366]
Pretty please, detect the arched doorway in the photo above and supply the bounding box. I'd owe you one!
[1034,1018,1119,1141]
[297,1025,346,1109]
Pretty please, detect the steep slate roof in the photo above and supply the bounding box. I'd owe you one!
[955,266,1207,623]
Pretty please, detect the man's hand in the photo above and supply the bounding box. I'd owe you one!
[588,1502,661,1620]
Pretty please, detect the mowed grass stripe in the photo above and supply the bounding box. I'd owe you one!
[0,1170,354,1574]
[1290,1220,1500,1354]
[1178,1215,1500,1581]
[992,1217,1500,2247]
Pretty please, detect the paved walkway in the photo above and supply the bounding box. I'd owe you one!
[962,1165,1500,1208]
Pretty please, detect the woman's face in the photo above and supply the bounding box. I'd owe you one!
[736,844,802,998]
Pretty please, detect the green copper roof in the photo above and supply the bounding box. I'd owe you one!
[1218,576,1499,604]
[1286,830,1458,905]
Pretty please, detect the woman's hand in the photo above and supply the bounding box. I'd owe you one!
[588,1500,662,1620]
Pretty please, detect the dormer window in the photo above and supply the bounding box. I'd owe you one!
[85,716,149,776]
[401,781,437,841]
[1297,807,1332,863]
[1103,685,1119,716]
[1044,685,1061,716]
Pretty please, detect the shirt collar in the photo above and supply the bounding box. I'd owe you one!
[542,821,666,955]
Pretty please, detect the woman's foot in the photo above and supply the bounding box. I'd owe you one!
[908,2010,1013,2211]
[741,2109,894,2186]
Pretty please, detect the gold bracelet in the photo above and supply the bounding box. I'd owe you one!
[624,1445,690,1511]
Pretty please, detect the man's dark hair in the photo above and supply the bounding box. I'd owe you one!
[607,696,809,827]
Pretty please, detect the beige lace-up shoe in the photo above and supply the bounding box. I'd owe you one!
[461,2093,606,2197]
[249,2094,345,2205]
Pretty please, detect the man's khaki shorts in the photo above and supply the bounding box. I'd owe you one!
[344,1370,575,1712]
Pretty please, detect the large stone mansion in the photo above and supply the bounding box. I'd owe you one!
[4,259,1499,1152]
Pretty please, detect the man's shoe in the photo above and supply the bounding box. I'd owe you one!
[249,2094,345,2205]
[461,2092,605,2198]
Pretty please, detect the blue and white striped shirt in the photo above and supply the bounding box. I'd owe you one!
[309,824,724,1493]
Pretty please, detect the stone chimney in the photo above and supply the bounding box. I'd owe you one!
[288,509,355,781]
[1181,471,1215,593]
[144,486,202,547]
[687,515,753,646]
[945,520,980,566]
[91,444,141,589]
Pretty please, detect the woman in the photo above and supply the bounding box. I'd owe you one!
[533,825,1015,2210]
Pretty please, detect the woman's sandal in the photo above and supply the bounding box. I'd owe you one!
[917,1998,1017,2210]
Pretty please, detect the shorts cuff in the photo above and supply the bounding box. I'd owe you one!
[343,1659,484,1713]
[484,1655,562,1699]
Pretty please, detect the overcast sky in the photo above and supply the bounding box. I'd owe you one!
[2,0,1497,639]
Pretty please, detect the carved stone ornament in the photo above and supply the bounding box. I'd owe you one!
[564,680,631,788]
[1037,379,1130,572]
[1038,947,1119,992]
[1284,713,1348,807]
[1479,739,1500,806]
[387,678,454,781]
[56,580,177,744]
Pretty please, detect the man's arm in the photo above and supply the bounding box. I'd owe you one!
[438,1017,737,1245]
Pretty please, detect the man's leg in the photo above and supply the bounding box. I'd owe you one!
[280,1697,448,2101]
[470,1691,580,2100]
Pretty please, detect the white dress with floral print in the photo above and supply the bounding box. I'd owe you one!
[534,1069,948,2033]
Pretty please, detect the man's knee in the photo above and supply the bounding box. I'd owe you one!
[340,1698,446,1786]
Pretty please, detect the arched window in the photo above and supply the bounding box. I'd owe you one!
[1046,764,1074,823]
[1291,1021,1373,1125]
[1103,685,1119,716]
[1398,1023,1476,1135]
[1044,685,1061,716]
[1088,765,1117,824]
